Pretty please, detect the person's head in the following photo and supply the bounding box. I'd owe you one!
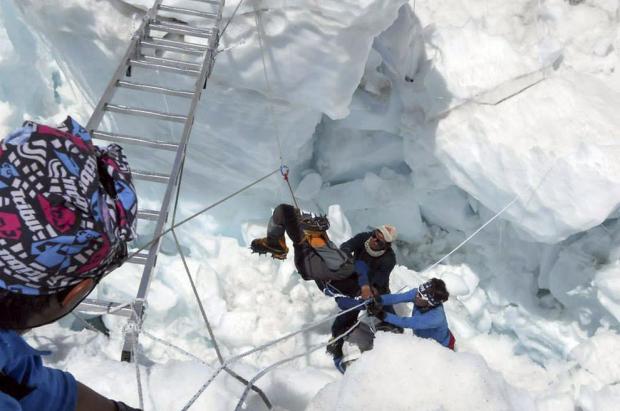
[414,278,449,308]
[0,117,136,330]
[369,224,397,251]
[0,279,97,330]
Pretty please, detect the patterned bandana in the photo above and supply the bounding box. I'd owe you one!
[0,116,137,295]
[418,281,440,307]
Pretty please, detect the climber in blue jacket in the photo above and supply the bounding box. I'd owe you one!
[368,278,456,350]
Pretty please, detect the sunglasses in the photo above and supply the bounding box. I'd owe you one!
[417,282,439,306]
[371,231,387,247]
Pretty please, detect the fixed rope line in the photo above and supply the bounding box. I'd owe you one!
[253,4,300,208]
[220,0,246,39]
[172,227,272,409]
[180,300,371,409]
[234,317,366,411]
[421,195,519,274]
[142,330,209,365]
[254,6,283,164]
[124,167,280,264]
[171,229,225,364]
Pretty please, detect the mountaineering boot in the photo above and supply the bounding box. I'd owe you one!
[250,236,289,260]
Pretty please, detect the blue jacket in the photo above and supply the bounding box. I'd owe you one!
[0,330,76,411]
[380,290,451,347]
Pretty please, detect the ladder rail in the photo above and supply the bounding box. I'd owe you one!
[78,1,274,408]
[86,0,165,132]
[121,45,217,355]
[120,6,223,360]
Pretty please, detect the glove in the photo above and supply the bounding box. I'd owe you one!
[366,298,385,320]
[115,401,142,411]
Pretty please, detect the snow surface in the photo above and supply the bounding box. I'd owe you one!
[1,0,620,410]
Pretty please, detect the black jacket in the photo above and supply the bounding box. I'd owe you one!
[340,232,396,292]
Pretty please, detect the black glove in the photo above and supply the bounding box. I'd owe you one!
[366,298,386,320]
[115,401,142,411]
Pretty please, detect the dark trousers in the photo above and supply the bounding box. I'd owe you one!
[268,204,304,244]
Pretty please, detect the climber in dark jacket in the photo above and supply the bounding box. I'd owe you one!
[324,225,399,360]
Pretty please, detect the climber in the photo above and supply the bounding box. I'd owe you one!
[250,204,355,282]
[324,225,400,360]
[250,205,400,358]
[332,319,404,374]
[368,278,456,350]
[0,117,140,410]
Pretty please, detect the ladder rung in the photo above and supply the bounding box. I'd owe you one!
[141,55,201,70]
[149,22,215,39]
[91,130,179,151]
[77,299,134,317]
[129,59,201,76]
[140,40,205,56]
[132,169,171,184]
[105,104,188,123]
[152,19,218,34]
[137,209,160,221]
[117,80,194,98]
[129,252,150,264]
[158,5,219,19]
[144,37,208,51]
[187,0,221,5]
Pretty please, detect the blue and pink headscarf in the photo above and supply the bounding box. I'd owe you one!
[0,116,137,295]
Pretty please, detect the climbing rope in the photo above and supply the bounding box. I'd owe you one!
[253,5,300,208]
[179,299,371,409]
[172,229,225,364]
[233,317,366,411]
[124,167,280,264]
[220,0,246,40]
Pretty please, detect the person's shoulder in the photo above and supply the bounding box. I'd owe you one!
[353,231,372,239]
[0,329,20,343]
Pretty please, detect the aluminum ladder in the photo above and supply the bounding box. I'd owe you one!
[78,0,221,359]
[76,2,272,406]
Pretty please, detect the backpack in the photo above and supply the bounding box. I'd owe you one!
[0,116,137,295]
[295,228,354,281]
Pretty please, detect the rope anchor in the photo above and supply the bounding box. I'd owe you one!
[280,165,290,180]
[279,165,299,208]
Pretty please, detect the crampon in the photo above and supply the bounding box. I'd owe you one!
[250,237,289,260]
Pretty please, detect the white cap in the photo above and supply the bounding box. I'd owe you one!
[377,224,397,243]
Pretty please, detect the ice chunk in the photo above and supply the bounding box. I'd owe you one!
[307,333,537,411]
[433,73,620,242]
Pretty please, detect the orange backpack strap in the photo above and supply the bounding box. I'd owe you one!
[303,230,328,248]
